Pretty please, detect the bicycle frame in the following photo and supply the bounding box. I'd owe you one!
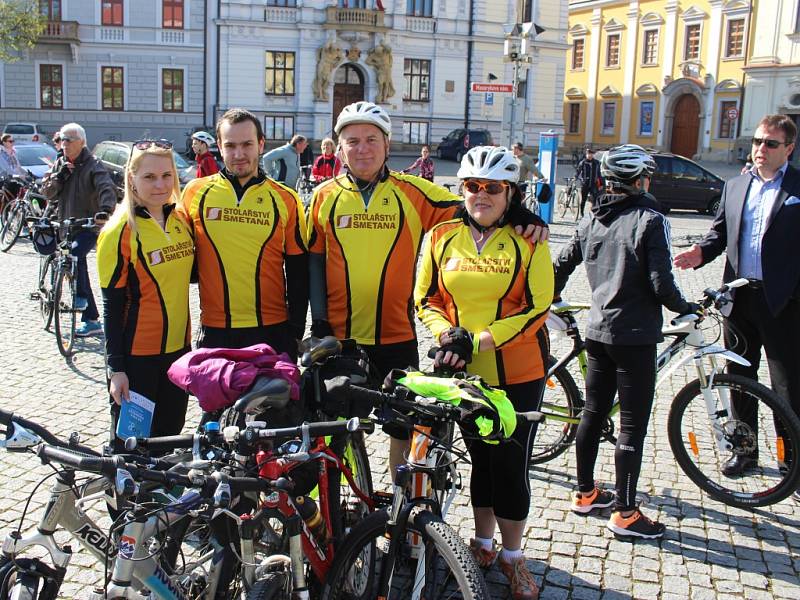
[544,300,753,455]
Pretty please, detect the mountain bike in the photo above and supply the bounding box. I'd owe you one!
[320,374,545,600]
[295,165,315,208]
[28,217,96,357]
[530,279,800,509]
[556,176,579,222]
[0,406,365,600]
[0,176,46,252]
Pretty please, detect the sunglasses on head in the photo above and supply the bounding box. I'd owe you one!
[133,139,173,151]
[463,180,509,195]
[752,137,792,149]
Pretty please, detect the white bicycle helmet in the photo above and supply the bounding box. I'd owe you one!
[192,131,216,146]
[457,146,520,183]
[600,144,656,181]
[334,101,392,138]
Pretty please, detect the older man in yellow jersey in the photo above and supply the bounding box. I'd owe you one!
[308,101,547,479]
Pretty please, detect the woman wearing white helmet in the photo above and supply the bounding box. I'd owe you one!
[191,131,219,178]
[415,145,554,600]
[553,144,698,540]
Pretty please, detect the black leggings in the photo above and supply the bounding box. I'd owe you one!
[466,379,544,521]
[575,340,656,511]
[108,348,190,452]
[579,185,595,217]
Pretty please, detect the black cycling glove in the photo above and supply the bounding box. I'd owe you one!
[439,326,474,364]
[679,302,703,317]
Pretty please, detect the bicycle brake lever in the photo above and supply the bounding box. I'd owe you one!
[1,423,41,452]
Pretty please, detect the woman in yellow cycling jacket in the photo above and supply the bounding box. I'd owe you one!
[97,140,194,449]
[415,146,553,600]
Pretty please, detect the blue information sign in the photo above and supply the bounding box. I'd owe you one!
[537,132,559,224]
[484,92,494,106]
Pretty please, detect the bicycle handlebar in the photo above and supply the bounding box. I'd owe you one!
[0,408,99,456]
[37,444,283,497]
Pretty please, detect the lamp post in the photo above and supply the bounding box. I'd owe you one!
[502,22,544,148]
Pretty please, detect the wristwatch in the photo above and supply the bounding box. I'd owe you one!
[107,367,124,380]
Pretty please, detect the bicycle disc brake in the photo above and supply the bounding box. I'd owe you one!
[722,420,757,456]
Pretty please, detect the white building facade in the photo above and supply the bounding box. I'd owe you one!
[740,0,800,159]
[0,0,207,148]
[210,0,569,150]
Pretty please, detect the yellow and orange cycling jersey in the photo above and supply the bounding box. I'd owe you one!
[308,171,461,345]
[97,205,193,357]
[179,173,307,329]
[415,219,554,386]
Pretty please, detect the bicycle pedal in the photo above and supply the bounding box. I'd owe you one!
[29,292,40,300]
[373,490,394,507]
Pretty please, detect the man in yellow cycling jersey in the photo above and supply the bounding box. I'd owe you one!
[308,102,548,479]
[179,108,307,359]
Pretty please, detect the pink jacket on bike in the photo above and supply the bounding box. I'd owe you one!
[167,344,301,412]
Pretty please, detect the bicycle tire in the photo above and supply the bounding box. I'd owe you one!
[0,201,25,252]
[0,559,45,600]
[39,254,56,330]
[245,572,289,600]
[529,356,583,466]
[668,373,800,508]
[53,268,77,357]
[568,189,580,222]
[327,430,374,546]
[322,509,489,600]
[557,189,569,219]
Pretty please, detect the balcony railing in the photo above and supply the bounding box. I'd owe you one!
[325,7,386,31]
[39,20,80,43]
[265,7,298,23]
[406,16,435,33]
[161,29,185,44]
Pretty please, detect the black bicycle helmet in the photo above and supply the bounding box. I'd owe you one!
[31,220,56,256]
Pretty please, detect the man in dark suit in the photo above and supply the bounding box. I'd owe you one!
[675,114,800,487]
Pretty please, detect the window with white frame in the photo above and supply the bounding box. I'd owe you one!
[403,121,429,144]
[725,18,745,58]
[572,38,585,70]
[718,100,738,138]
[602,102,616,135]
[606,34,620,67]
[642,29,658,65]
[684,24,701,60]
[264,116,294,140]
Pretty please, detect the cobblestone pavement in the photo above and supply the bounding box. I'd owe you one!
[0,208,799,599]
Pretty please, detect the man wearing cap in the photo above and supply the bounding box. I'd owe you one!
[308,101,547,478]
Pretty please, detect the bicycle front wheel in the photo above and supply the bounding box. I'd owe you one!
[38,255,56,330]
[557,189,569,219]
[668,373,800,508]
[53,268,77,357]
[0,201,25,252]
[322,509,489,600]
[529,356,584,466]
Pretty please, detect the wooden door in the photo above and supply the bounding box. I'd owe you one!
[670,94,700,158]
[332,65,365,133]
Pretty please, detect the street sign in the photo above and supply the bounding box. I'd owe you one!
[484,92,494,106]
[727,107,739,121]
[471,82,514,93]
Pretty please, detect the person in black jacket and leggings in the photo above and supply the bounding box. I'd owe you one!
[553,144,699,539]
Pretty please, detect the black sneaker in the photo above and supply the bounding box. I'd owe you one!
[606,508,665,540]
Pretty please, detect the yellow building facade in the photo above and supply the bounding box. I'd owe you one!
[564,0,753,160]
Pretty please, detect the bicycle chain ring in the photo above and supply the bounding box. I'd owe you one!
[722,420,757,455]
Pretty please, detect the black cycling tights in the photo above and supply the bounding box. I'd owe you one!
[575,340,656,511]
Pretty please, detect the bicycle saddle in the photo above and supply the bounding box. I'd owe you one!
[234,377,291,415]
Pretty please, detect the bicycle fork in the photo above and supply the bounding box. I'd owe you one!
[692,354,737,455]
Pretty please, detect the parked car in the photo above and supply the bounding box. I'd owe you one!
[92,140,195,200]
[435,128,493,161]
[13,142,58,179]
[650,152,724,214]
[2,122,46,143]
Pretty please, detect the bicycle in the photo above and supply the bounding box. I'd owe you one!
[0,405,366,600]
[556,176,579,222]
[0,175,46,252]
[28,217,96,356]
[295,165,315,208]
[530,279,800,509]
[320,373,545,600]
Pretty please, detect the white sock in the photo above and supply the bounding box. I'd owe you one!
[474,536,493,550]
[501,548,523,562]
